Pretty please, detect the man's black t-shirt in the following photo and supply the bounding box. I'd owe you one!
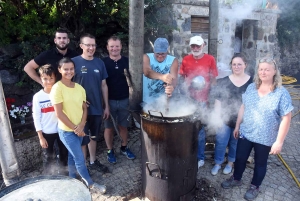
[34,48,79,79]
[103,56,129,100]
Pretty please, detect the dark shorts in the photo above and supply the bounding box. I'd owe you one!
[82,115,102,145]
[104,98,130,128]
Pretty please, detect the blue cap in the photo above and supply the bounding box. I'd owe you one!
[153,38,169,53]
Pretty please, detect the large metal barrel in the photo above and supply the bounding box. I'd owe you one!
[0,175,91,201]
[141,111,201,201]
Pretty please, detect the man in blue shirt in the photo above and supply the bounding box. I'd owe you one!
[72,33,109,173]
[143,38,178,102]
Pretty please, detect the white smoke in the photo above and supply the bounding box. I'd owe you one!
[142,93,198,117]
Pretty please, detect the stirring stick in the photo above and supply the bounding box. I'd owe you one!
[165,84,170,114]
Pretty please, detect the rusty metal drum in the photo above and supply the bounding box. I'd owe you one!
[141,111,201,201]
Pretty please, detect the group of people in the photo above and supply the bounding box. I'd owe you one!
[142,36,293,201]
[28,29,136,194]
[27,29,293,200]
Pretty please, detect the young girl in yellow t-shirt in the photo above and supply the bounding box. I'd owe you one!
[50,57,106,194]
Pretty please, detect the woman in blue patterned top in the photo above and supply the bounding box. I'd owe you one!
[221,58,293,201]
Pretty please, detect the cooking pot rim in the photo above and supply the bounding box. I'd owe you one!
[0,175,89,198]
[142,110,194,120]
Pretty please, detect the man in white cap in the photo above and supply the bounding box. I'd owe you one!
[179,35,218,169]
[143,37,178,103]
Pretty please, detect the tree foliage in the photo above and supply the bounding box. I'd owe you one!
[0,0,130,93]
[276,0,300,50]
[144,0,174,51]
[0,0,129,46]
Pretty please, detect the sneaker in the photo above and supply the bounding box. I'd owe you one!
[223,164,233,175]
[107,149,117,164]
[244,185,259,201]
[211,164,221,176]
[89,182,107,194]
[121,147,136,160]
[89,159,108,173]
[221,176,242,189]
[198,160,205,168]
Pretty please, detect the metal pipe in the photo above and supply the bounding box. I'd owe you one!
[0,78,20,186]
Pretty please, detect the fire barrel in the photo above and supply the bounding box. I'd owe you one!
[141,111,201,201]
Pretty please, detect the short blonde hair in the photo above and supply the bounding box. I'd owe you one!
[254,58,282,91]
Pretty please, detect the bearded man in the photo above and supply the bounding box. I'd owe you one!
[179,35,218,169]
[24,28,79,84]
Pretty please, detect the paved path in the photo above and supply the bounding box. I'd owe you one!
[90,86,300,201]
[7,86,300,200]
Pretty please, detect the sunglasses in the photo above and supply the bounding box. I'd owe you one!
[155,53,167,56]
[259,58,277,67]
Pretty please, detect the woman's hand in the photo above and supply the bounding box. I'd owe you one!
[74,123,85,135]
[269,141,284,155]
[233,127,239,139]
[76,130,86,137]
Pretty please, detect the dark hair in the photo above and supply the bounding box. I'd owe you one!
[54,28,69,38]
[39,64,55,77]
[58,57,75,70]
[229,53,247,66]
[80,33,96,43]
[107,35,121,44]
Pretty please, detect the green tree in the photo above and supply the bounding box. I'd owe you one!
[276,0,300,49]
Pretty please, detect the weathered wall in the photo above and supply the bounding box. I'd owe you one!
[172,1,210,62]
[279,45,300,77]
[217,9,281,77]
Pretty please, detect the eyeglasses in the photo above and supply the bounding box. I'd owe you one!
[155,53,167,56]
[82,43,97,48]
[259,58,276,67]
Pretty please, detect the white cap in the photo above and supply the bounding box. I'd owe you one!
[189,36,204,46]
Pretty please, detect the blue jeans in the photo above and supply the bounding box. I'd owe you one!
[197,127,206,160]
[58,128,93,186]
[233,137,271,187]
[214,124,237,164]
[197,102,208,161]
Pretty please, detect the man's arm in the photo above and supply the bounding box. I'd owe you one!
[101,79,110,120]
[143,54,174,84]
[24,59,42,85]
[169,58,178,87]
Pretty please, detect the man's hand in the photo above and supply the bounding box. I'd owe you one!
[103,107,110,120]
[161,73,174,85]
[164,84,174,97]
[39,137,48,148]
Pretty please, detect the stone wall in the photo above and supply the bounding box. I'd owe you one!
[171,1,210,63]
[171,0,281,78]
